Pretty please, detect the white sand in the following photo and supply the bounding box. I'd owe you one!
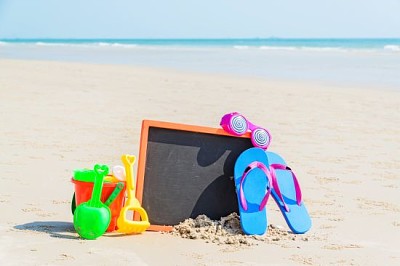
[170,213,309,246]
[0,59,399,265]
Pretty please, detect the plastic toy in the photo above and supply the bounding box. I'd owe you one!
[74,168,118,183]
[73,168,95,182]
[104,182,125,206]
[112,165,126,181]
[71,193,76,214]
[73,164,111,240]
[71,181,125,215]
[220,112,272,150]
[104,175,119,183]
[117,154,150,234]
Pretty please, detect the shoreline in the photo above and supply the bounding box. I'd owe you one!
[1,40,400,90]
[1,58,398,92]
[0,59,399,265]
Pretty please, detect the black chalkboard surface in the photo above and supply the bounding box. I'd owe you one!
[136,120,252,231]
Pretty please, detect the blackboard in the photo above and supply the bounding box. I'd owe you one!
[136,120,252,231]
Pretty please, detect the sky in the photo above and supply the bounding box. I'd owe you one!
[0,0,400,39]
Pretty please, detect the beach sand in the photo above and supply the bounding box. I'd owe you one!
[0,59,399,265]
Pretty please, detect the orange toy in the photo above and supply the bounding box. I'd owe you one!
[72,177,126,232]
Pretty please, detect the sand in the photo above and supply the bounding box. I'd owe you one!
[170,213,309,246]
[0,59,399,265]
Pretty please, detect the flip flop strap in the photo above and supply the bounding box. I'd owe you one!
[270,163,302,212]
[239,161,272,211]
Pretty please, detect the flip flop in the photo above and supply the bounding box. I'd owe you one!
[266,151,312,234]
[234,147,273,235]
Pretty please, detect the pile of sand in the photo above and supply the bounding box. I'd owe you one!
[170,213,309,246]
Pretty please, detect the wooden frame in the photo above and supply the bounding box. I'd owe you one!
[136,119,251,231]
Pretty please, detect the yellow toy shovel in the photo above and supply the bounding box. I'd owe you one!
[117,154,150,234]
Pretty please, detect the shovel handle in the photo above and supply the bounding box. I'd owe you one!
[104,182,124,206]
[91,164,109,207]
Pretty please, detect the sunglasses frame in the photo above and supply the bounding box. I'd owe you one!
[220,112,272,150]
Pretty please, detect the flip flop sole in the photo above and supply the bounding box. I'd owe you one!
[234,147,270,235]
[266,151,311,234]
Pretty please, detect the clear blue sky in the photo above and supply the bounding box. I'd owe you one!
[1,0,400,39]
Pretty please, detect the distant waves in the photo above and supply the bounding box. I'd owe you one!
[0,41,398,53]
[1,39,399,89]
[1,39,400,53]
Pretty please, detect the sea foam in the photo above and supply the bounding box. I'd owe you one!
[384,45,400,52]
[233,45,250,50]
[259,46,297,51]
[97,42,138,48]
[33,41,139,49]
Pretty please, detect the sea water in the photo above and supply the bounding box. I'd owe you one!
[1,38,400,89]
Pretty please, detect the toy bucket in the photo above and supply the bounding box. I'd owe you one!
[72,178,126,232]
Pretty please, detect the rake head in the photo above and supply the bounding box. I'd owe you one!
[117,206,150,234]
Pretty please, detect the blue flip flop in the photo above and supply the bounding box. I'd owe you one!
[234,147,272,235]
[266,151,312,234]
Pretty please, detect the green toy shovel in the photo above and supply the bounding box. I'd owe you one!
[73,164,111,240]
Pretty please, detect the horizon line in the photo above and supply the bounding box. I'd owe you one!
[1,37,400,41]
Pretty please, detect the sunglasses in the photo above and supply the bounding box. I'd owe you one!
[220,112,271,150]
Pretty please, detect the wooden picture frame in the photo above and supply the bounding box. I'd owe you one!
[136,120,252,231]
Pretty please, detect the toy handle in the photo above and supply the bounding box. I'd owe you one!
[91,164,109,207]
[104,182,124,206]
[121,154,136,201]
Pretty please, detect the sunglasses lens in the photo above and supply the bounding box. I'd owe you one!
[252,128,271,149]
[230,114,248,135]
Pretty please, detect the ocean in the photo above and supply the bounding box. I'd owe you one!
[1,38,400,89]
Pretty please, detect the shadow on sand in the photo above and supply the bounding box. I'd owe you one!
[14,221,80,240]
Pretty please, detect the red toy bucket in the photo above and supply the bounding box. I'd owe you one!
[72,178,126,232]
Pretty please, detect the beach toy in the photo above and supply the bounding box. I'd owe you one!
[104,182,125,206]
[234,147,273,235]
[112,165,126,181]
[73,164,111,240]
[74,168,117,183]
[72,177,126,232]
[73,168,96,182]
[71,182,125,215]
[71,193,76,215]
[71,168,98,215]
[220,112,272,150]
[266,151,311,234]
[104,175,119,183]
[117,154,150,234]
